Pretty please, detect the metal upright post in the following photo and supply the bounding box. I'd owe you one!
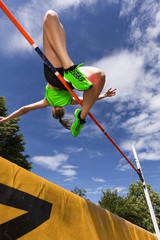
[132,146,160,240]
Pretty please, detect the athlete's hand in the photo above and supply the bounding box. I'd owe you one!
[104,88,117,97]
[0,117,7,123]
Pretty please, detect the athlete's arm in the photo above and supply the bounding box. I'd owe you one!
[96,88,116,101]
[71,88,116,105]
[0,98,49,123]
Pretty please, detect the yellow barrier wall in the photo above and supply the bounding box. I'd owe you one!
[0,157,158,240]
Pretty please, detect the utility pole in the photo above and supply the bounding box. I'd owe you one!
[132,146,160,240]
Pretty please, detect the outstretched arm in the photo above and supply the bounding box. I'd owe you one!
[96,88,116,101]
[71,88,116,105]
[0,98,49,123]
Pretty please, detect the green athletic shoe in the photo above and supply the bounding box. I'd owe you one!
[64,63,93,91]
[71,109,86,137]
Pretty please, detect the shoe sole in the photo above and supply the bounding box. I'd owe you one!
[71,109,83,137]
[64,77,93,91]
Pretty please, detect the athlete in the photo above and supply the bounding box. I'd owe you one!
[0,10,116,137]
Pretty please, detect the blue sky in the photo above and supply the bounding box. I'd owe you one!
[1,0,160,204]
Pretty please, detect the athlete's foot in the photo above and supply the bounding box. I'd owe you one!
[64,63,93,91]
[71,109,86,137]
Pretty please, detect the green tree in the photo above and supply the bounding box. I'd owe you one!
[98,181,160,233]
[71,186,89,200]
[125,181,160,232]
[0,97,32,170]
[98,189,126,215]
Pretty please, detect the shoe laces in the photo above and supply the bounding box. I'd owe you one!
[71,68,86,82]
[75,121,82,131]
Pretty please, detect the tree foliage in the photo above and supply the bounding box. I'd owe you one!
[71,186,89,200]
[98,181,160,233]
[0,97,32,170]
[98,188,126,215]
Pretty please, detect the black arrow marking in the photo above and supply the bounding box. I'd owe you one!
[0,183,52,240]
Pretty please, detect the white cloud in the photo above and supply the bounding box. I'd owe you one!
[114,186,127,194]
[121,113,160,137]
[88,150,103,158]
[87,185,127,197]
[64,177,77,181]
[120,133,160,161]
[116,156,134,172]
[0,0,97,54]
[59,164,78,178]
[116,162,131,172]
[92,177,105,182]
[87,186,104,195]
[92,50,145,102]
[58,168,77,177]
[32,152,79,180]
[65,146,83,153]
[32,153,69,171]
[62,165,78,169]
[91,1,160,165]
[122,113,148,126]
[149,95,160,111]
[138,152,160,161]
[94,1,160,166]
[107,0,119,4]
[120,0,138,17]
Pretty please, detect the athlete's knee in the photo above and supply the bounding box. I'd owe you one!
[43,10,59,26]
[96,70,106,84]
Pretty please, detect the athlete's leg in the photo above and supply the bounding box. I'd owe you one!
[43,10,93,91]
[43,10,73,69]
[79,66,106,119]
[71,66,105,136]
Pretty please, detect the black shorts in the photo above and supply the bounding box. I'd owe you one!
[43,63,74,90]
